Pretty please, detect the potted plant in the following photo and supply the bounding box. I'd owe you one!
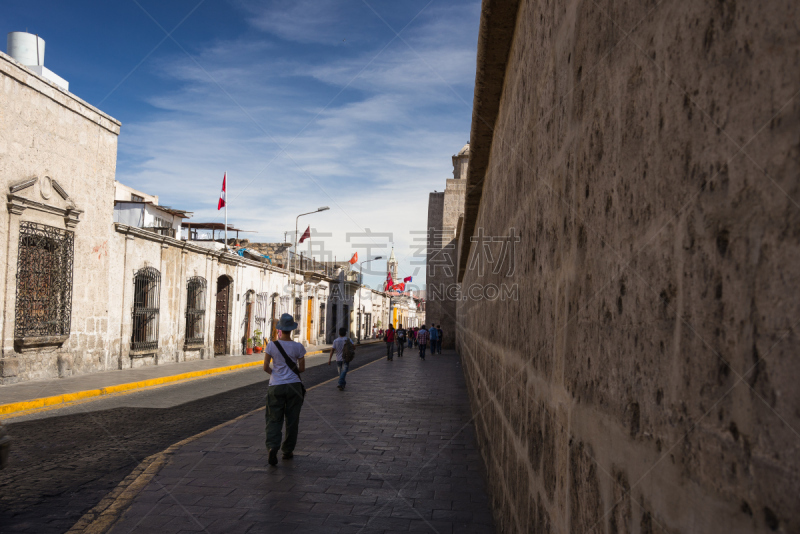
[253,330,263,353]
[246,337,253,355]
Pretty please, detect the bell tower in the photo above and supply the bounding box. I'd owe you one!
[388,248,399,283]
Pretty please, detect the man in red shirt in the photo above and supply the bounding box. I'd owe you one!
[385,324,395,361]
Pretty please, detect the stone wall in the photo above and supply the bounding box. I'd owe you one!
[426,191,446,333]
[427,176,468,347]
[456,0,800,532]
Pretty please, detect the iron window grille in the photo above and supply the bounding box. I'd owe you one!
[254,292,269,336]
[185,277,206,344]
[14,222,75,339]
[131,267,161,351]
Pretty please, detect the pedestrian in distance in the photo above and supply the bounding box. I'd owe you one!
[396,324,407,357]
[329,327,356,391]
[407,327,414,349]
[436,325,443,354]
[428,323,439,355]
[417,324,429,360]
[385,324,396,361]
[413,327,419,347]
[263,313,306,466]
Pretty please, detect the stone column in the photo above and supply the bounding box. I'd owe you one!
[0,201,24,383]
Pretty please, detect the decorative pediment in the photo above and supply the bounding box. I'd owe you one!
[7,176,82,228]
[9,177,38,193]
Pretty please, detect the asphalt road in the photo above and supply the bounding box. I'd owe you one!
[0,344,387,533]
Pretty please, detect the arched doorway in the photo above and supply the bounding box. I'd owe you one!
[214,275,232,355]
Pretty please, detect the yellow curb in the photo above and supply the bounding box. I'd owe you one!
[0,348,331,418]
[67,355,386,534]
[0,361,265,417]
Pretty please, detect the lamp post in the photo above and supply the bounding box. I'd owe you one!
[291,207,329,338]
[356,256,383,344]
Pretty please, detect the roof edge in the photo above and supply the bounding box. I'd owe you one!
[0,50,121,135]
[457,0,521,283]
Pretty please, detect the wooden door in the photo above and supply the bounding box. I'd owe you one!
[331,304,337,341]
[306,297,313,343]
[214,277,231,354]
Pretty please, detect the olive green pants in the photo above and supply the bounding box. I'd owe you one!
[265,383,304,453]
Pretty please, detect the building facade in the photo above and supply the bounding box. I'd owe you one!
[0,50,120,383]
[425,143,467,348]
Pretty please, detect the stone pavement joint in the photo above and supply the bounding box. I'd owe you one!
[97,350,495,533]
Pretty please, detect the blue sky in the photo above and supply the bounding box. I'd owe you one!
[5,0,479,289]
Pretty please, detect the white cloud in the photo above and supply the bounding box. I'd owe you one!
[238,0,363,45]
[115,0,481,287]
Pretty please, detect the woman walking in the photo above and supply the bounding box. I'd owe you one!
[263,314,306,466]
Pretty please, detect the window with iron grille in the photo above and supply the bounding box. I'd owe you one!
[254,292,269,335]
[185,277,206,345]
[318,302,326,337]
[131,267,161,351]
[14,222,74,339]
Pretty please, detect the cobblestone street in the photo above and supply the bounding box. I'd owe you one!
[0,346,386,533]
[106,350,494,534]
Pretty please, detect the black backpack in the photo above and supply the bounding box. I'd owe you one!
[343,338,356,363]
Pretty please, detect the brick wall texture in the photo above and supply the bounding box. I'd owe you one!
[456,1,800,533]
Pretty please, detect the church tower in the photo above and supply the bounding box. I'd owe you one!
[388,248,398,283]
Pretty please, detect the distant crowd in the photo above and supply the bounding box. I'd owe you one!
[378,323,442,360]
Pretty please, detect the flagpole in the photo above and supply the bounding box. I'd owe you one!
[224,171,228,252]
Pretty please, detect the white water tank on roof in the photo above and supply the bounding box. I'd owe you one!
[7,32,45,66]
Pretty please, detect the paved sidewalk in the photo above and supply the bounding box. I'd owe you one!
[0,340,381,413]
[105,350,494,533]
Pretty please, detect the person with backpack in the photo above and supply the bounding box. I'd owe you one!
[263,314,306,466]
[385,324,396,361]
[416,324,429,359]
[395,324,407,357]
[329,327,356,391]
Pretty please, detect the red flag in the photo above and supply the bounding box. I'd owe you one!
[217,173,226,210]
[349,252,358,264]
[299,226,311,243]
[403,276,412,283]
[398,282,405,291]
[386,271,393,290]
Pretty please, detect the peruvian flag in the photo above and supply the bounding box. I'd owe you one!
[349,252,358,264]
[217,173,226,210]
[299,226,311,243]
[403,276,412,283]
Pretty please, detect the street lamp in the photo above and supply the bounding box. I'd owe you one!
[291,207,330,337]
[356,256,383,344]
